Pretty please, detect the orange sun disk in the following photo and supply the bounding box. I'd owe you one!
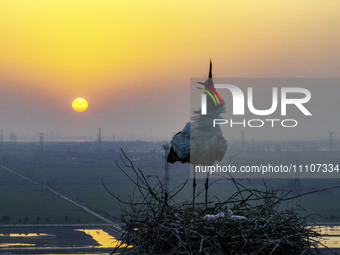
[72,97,88,112]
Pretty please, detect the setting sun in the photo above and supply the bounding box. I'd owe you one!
[72,97,88,112]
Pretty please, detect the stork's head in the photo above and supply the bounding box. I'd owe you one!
[196,60,216,105]
[193,60,225,119]
[203,60,225,111]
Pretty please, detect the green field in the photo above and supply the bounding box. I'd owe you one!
[0,141,340,224]
[0,141,167,224]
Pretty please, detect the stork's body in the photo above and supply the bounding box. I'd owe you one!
[168,61,227,209]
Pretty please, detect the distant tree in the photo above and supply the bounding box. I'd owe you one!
[23,217,29,223]
[64,215,69,222]
[36,216,40,222]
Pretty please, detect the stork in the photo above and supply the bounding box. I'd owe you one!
[168,60,227,209]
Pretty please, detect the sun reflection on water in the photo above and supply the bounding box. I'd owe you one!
[315,226,340,248]
[75,229,131,248]
[0,229,130,249]
[0,243,36,247]
[0,233,50,248]
[0,233,50,237]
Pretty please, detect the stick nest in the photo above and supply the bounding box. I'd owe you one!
[105,150,330,255]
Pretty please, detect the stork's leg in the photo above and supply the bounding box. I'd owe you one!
[193,165,196,211]
[205,171,210,210]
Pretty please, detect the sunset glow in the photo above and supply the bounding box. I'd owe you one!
[0,0,339,139]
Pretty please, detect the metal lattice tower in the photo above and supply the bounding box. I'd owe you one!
[162,143,170,194]
[97,128,103,143]
[329,131,334,150]
[40,132,44,151]
[240,131,246,149]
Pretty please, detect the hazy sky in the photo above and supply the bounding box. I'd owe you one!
[0,0,339,141]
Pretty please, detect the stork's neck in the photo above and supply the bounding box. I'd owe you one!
[206,60,213,88]
[204,78,214,90]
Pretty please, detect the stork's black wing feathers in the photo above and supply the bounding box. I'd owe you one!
[167,147,181,163]
[167,131,182,163]
[167,146,190,164]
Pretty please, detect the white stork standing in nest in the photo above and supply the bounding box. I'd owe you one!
[168,60,227,209]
